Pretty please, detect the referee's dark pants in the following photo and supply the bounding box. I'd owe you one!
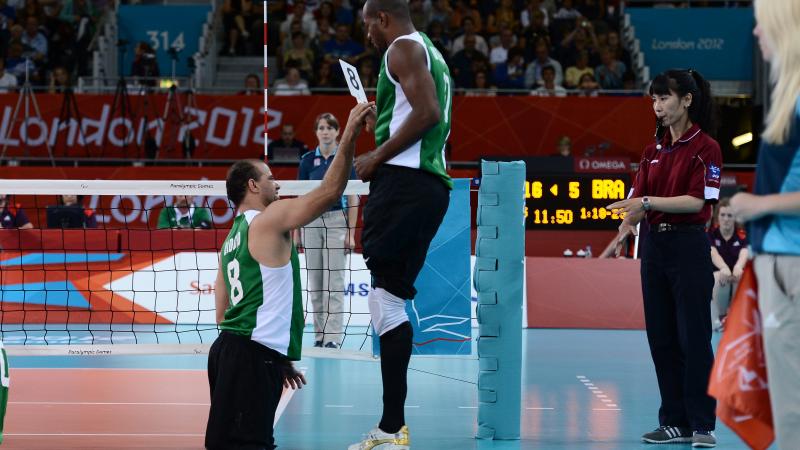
[640,226,716,431]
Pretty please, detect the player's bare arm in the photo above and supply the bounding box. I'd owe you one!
[355,40,441,181]
[250,102,374,265]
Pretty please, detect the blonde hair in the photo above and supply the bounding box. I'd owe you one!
[756,0,800,144]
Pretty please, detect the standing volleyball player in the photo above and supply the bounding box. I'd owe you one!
[204,102,373,450]
[350,1,452,449]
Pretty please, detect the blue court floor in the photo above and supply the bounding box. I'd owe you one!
[9,329,758,450]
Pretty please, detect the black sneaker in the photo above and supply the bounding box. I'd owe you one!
[313,340,323,348]
[324,342,340,349]
[642,426,692,444]
[692,430,716,448]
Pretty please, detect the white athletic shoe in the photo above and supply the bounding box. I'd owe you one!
[348,425,410,450]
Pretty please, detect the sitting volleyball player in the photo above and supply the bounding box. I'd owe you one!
[205,102,374,449]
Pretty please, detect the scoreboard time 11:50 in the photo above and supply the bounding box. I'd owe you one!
[523,174,631,230]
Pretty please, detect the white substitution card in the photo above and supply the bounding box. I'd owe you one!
[339,59,368,104]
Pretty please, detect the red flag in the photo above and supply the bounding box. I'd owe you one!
[708,262,774,450]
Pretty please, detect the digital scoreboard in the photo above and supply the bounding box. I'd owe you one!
[524,173,631,230]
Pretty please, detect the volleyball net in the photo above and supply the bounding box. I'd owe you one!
[0,179,472,358]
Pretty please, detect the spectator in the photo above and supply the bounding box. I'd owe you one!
[16,0,44,26]
[559,20,599,67]
[408,0,429,33]
[426,20,451,56]
[221,0,243,55]
[486,0,517,35]
[295,112,359,349]
[238,73,260,95]
[565,49,593,88]
[488,20,517,49]
[322,23,363,65]
[0,59,18,92]
[533,64,566,96]
[451,33,489,88]
[21,16,46,64]
[451,0,482,34]
[267,123,308,161]
[555,135,572,157]
[331,0,353,25]
[283,31,315,77]
[0,0,17,47]
[465,70,497,96]
[553,0,582,19]
[157,195,212,229]
[47,65,70,93]
[492,48,526,90]
[521,9,553,60]
[428,0,452,28]
[59,0,95,45]
[524,37,563,88]
[450,16,488,57]
[279,0,318,43]
[5,41,30,81]
[314,60,341,90]
[273,67,311,95]
[131,41,159,87]
[52,194,97,228]
[521,0,550,28]
[489,28,515,66]
[607,30,631,67]
[0,194,33,229]
[315,1,336,28]
[595,46,626,89]
[708,198,748,330]
[577,72,599,95]
[358,58,377,89]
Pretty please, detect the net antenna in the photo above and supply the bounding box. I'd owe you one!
[264,0,269,162]
[0,59,55,165]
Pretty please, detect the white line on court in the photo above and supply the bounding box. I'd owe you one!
[592,408,621,411]
[458,406,478,409]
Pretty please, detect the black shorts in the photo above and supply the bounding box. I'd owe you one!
[361,165,450,299]
[205,331,284,450]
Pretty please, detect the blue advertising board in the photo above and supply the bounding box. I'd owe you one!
[628,8,754,80]
[372,178,473,356]
[118,5,211,78]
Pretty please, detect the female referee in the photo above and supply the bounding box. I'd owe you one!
[607,69,722,448]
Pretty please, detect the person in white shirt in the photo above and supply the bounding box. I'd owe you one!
[524,38,563,88]
[533,65,566,97]
[273,67,311,96]
[489,28,514,66]
[449,16,488,57]
[0,59,18,93]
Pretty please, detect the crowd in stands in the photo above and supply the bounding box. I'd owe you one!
[263,0,637,95]
[0,0,104,91]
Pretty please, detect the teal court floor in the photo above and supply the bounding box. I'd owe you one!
[5,329,758,449]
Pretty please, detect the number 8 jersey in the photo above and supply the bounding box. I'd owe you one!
[219,210,304,360]
[375,31,453,189]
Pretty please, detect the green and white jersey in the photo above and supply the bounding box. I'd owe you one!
[219,210,304,360]
[375,31,453,189]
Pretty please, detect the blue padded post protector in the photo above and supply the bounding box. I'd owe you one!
[474,160,525,440]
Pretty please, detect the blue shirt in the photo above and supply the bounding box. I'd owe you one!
[297,147,357,211]
[750,98,800,255]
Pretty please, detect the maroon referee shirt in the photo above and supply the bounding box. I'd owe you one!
[631,123,722,225]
